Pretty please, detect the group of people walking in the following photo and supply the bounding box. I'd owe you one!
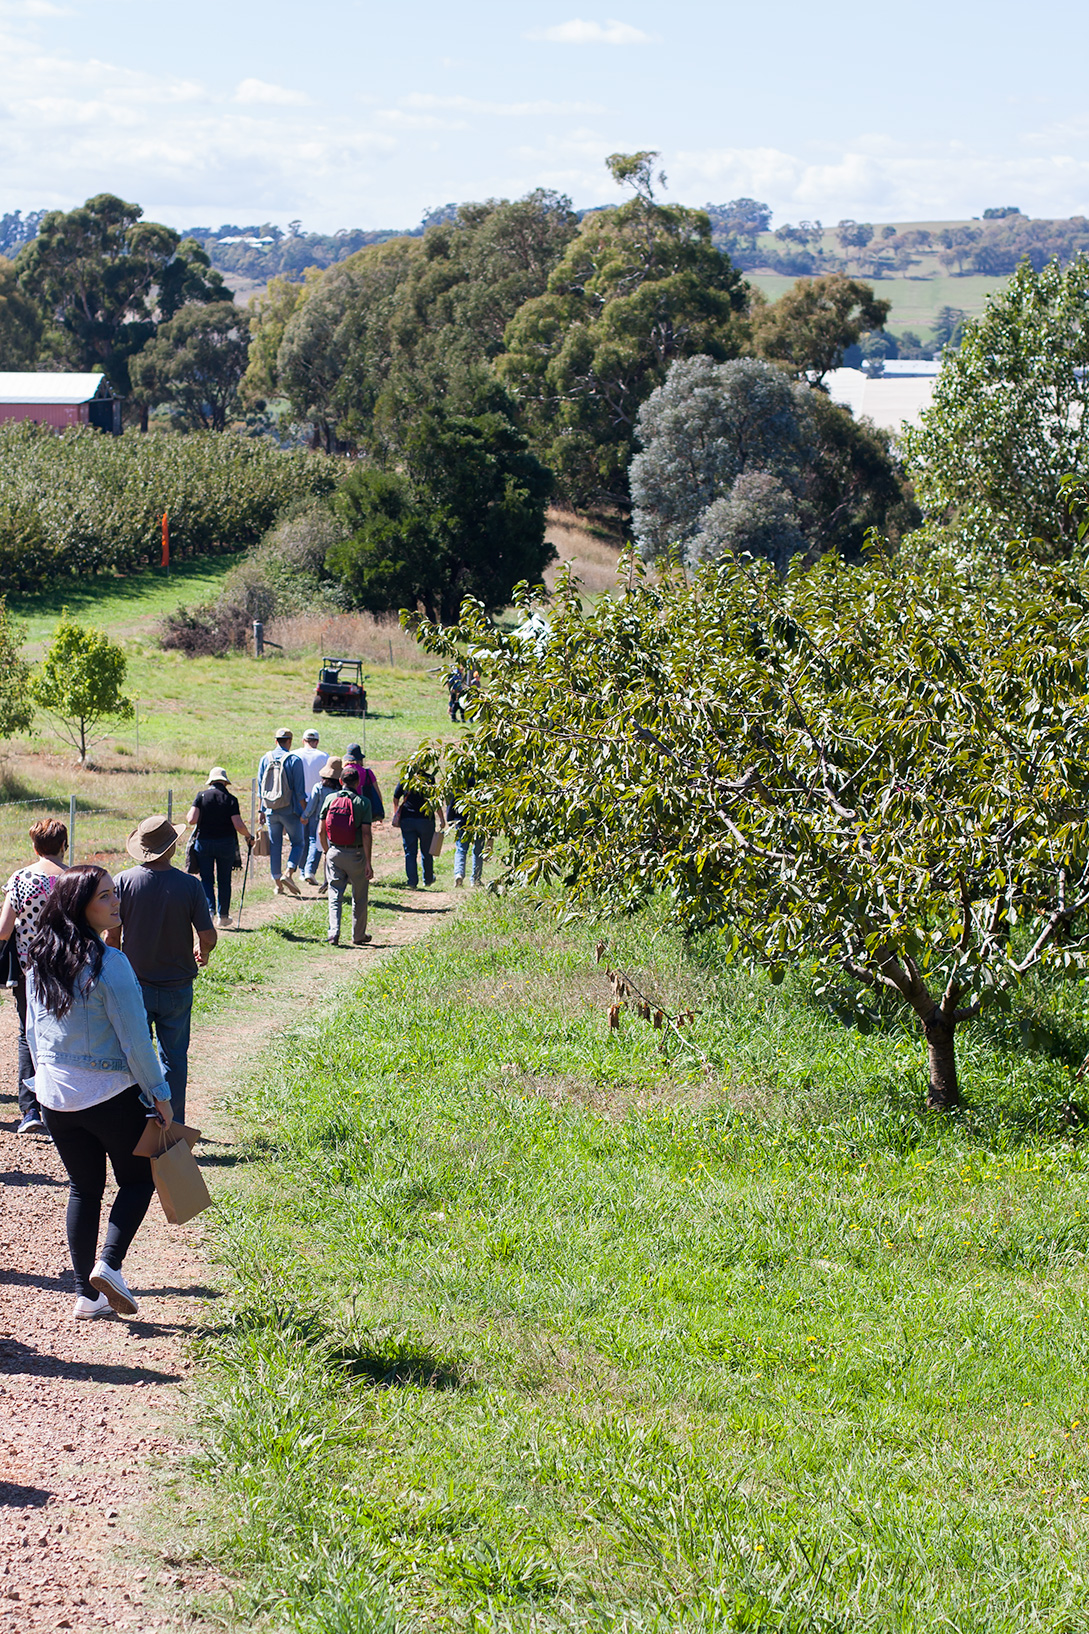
[0,723,485,1324]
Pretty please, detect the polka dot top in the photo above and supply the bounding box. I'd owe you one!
[4,868,59,966]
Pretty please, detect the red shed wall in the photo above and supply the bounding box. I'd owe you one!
[0,403,89,429]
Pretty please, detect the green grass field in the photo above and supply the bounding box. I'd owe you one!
[0,559,448,882]
[185,893,1089,1632]
[745,272,1010,340]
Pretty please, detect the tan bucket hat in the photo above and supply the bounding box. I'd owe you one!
[125,814,184,863]
[319,757,343,778]
[207,766,231,784]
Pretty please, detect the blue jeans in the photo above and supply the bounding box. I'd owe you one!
[304,825,324,879]
[194,834,235,918]
[454,825,485,884]
[266,810,304,880]
[400,814,435,887]
[139,981,193,1124]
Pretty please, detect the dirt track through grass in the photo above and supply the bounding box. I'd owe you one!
[0,823,457,1633]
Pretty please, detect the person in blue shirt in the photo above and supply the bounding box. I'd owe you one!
[256,727,307,896]
[26,865,173,1322]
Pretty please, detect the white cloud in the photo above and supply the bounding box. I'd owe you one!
[671,140,1089,225]
[234,77,309,107]
[0,1,73,16]
[527,18,651,45]
[404,92,605,116]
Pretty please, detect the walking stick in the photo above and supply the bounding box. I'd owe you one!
[236,841,253,929]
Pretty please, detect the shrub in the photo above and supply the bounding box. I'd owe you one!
[158,598,253,658]
[157,500,348,657]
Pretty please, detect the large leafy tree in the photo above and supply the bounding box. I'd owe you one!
[413,549,1089,1110]
[630,355,917,567]
[129,302,250,431]
[0,256,41,367]
[16,193,227,394]
[239,275,304,405]
[326,409,553,622]
[904,256,1089,567]
[499,153,749,511]
[752,274,890,384]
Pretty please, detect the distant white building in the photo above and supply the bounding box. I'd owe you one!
[824,359,941,436]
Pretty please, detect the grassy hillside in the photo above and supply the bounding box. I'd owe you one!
[186,890,1089,1631]
[746,269,1010,336]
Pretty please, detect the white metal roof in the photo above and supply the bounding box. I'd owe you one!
[824,367,937,434]
[0,372,112,405]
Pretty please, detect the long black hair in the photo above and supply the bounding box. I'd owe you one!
[26,864,110,1018]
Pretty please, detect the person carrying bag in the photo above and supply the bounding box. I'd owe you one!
[25,866,175,1321]
[319,767,374,946]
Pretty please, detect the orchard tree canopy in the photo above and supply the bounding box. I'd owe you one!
[413,550,1089,1111]
[905,256,1089,568]
[499,152,748,511]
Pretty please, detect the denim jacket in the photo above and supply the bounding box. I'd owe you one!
[303,777,339,827]
[26,945,170,1109]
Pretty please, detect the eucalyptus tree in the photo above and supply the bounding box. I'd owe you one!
[17,193,226,393]
[752,274,890,384]
[631,355,916,567]
[412,551,1089,1110]
[499,153,748,511]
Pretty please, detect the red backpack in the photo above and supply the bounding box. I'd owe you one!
[325,792,358,847]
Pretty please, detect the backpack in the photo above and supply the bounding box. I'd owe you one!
[325,792,359,848]
[261,752,291,811]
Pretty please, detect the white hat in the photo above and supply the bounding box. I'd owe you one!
[302,728,319,742]
[207,766,231,784]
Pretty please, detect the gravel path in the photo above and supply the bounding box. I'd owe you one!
[0,849,455,1631]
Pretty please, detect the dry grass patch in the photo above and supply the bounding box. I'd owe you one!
[544,507,623,596]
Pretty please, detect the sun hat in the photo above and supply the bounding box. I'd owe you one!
[319,758,343,779]
[302,728,319,742]
[126,814,184,863]
[207,767,231,785]
[275,726,292,742]
[345,742,363,761]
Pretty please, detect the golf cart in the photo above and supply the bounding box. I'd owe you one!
[313,657,367,716]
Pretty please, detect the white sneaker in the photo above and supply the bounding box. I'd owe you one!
[73,1292,112,1320]
[216,914,233,928]
[89,1260,138,1317]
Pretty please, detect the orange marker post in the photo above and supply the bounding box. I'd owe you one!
[161,512,170,572]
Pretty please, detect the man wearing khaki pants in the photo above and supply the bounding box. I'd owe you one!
[318,768,374,946]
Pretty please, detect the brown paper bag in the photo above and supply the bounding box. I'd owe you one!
[151,1135,212,1225]
[132,1119,201,1158]
[429,829,444,857]
[253,824,271,858]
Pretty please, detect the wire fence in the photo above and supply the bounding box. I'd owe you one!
[0,781,260,866]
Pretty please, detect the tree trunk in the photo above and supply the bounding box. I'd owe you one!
[924,1009,960,1109]
[140,404,149,434]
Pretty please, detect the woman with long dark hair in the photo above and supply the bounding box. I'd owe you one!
[26,865,173,1320]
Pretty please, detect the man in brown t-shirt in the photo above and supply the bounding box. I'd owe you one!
[105,815,216,1123]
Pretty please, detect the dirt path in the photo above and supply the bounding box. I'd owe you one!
[0,834,456,1631]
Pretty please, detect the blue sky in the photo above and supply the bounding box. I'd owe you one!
[1,0,1086,231]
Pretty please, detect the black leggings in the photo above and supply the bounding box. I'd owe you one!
[40,1085,156,1299]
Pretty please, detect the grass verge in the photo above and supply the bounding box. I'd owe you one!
[184,891,1089,1631]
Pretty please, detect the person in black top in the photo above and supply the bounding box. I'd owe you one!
[184,768,253,928]
[392,773,445,889]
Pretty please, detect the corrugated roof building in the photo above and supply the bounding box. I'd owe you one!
[0,373,122,434]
